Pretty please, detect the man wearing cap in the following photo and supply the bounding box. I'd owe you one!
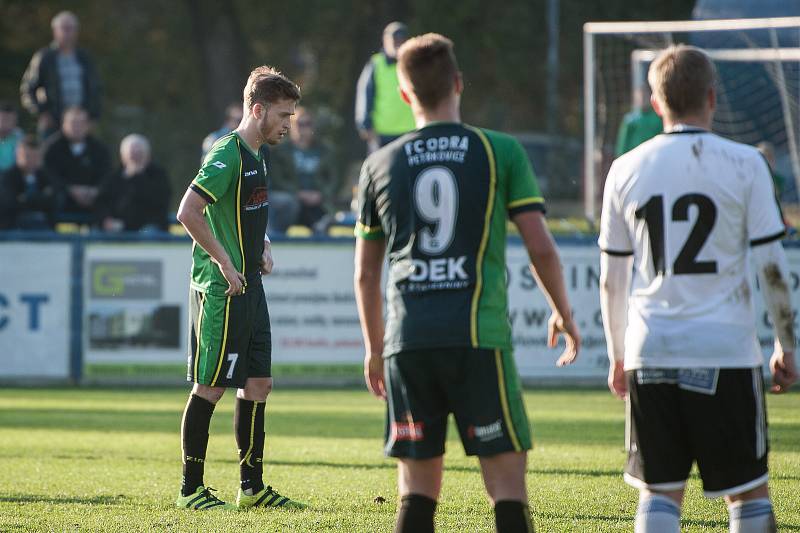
[355,22,417,154]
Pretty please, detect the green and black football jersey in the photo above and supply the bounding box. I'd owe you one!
[356,122,544,356]
[189,132,270,296]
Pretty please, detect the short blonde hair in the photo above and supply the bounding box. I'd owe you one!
[648,44,716,117]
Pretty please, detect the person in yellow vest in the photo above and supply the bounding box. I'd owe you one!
[355,22,417,154]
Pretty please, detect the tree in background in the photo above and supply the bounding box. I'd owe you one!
[0,0,695,211]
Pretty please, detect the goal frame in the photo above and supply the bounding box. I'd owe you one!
[583,16,800,221]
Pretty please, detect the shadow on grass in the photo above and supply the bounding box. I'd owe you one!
[230,459,622,479]
[537,510,800,531]
[0,494,126,505]
[0,408,384,439]
[538,511,800,531]
[683,518,800,531]
[536,510,628,523]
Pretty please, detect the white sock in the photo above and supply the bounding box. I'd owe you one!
[634,493,680,533]
[728,498,776,533]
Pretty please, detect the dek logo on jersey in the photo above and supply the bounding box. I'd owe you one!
[409,256,468,282]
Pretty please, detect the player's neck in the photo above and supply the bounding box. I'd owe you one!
[415,102,461,128]
[662,113,712,132]
[234,122,262,153]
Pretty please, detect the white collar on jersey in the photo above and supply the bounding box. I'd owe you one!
[664,123,708,134]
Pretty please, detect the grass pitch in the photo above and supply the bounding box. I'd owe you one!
[0,387,798,532]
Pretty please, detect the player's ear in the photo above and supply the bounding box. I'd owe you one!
[707,87,716,115]
[399,87,412,106]
[252,102,265,120]
[454,72,464,95]
[650,94,664,118]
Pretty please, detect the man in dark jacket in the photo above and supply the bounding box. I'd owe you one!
[43,106,110,222]
[20,11,102,137]
[96,134,171,232]
[0,134,60,229]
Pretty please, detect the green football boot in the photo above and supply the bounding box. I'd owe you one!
[236,485,308,510]
[176,486,236,511]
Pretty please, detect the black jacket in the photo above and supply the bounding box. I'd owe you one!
[0,165,60,229]
[20,43,102,120]
[43,133,111,214]
[96,163,172,231]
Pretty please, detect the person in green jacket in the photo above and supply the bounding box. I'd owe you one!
[757,141,787,198]
[355,21,417,154]
[615,85,663,157]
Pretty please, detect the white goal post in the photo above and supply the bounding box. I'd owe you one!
[583,16,800,221]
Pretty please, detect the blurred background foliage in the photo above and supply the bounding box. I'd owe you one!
[0,0,695,208]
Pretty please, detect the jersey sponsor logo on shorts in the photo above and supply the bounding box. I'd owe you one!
[390,421,424,441]
[404,135,469,166]
[467,419,503,442]
[402,256,470,292]
[244,186,269,211]
[211,161,227,169]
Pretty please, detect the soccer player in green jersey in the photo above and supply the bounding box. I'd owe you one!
[174,66,306,511]
[354,34,581,533]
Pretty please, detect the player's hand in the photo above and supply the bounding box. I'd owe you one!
[770,349,798,393]
[220,261,246,296]
[364,352,386,400]
[548,314,580,366]
[260,242,274,276]
[608,360,627,400]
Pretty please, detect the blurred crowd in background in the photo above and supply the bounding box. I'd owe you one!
[0,11,416,236]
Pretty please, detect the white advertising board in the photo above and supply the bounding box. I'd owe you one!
[77,239,800,381]
[265,243,365,364]
[83,243,192,366]
[0,243,72,379]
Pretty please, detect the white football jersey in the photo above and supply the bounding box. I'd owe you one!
[599,127,785,369]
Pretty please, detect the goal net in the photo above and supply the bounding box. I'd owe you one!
[584,17,800,221]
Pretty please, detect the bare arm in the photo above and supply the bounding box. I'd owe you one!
[176,187,245,296]
[513,210,580,365]
[354,237,386,398]
[752,240,798,393]
[599,253,633,399]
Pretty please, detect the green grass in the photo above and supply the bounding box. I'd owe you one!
[0,388,798,532]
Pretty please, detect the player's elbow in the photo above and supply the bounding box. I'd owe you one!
[176,201,195,227]
[354,264,379,286]
[529,243,560,273]
[599,273,618,294]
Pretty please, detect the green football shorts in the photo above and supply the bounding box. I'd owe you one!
[384,347,532,458]
[187,285,271,388]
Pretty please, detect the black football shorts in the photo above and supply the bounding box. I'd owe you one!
[187,284,271,388]
[384,347,532,459]
[624,367,768,498]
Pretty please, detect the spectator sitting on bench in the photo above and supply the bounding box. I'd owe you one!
[43,106,110,224]
[0,134,60,230]
[96,133,171,232]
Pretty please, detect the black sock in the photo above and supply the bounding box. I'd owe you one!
[181,394,216,496]
[394,494,436,533]
[235,398,266,494]
[494,500,534,533]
